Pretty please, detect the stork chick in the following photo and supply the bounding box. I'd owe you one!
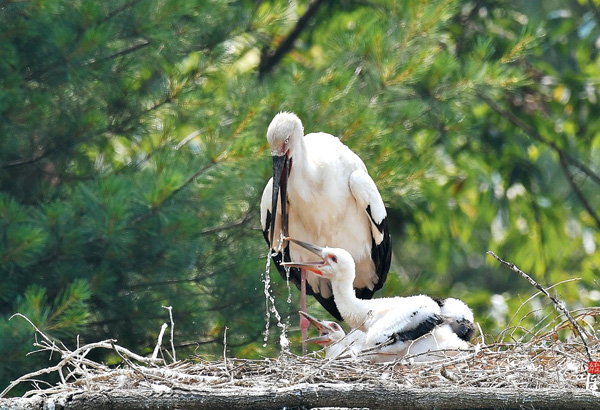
[284,239,474,362]
[301,307,474,363]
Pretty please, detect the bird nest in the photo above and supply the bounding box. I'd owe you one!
[1,308,599,410]
[2,254,600,408]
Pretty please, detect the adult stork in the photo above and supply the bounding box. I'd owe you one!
[283,239,474,361]
[260,112,392,350]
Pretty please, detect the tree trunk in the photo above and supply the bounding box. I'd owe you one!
[2,385,599,410]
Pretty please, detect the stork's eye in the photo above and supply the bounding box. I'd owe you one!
[329,255,337,263]
[284,136,290,145]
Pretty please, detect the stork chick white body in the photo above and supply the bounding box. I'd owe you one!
[367,297,474,363]
[302,302,474,363]
[260,112,391,351]
[284,239,474,362]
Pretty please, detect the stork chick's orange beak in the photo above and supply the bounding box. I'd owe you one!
[281,237,327,275]
[299,311,334,345]
[281,261,323,275]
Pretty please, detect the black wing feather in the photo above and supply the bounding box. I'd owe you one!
[383,313,444,345]
[357,206,392,299]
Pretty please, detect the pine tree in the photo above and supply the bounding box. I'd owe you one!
[2,0,599,396]
[0,0,271,393]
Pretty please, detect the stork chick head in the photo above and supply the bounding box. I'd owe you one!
[282,238,356,283]
[267,112,303,157]
[437,297,476,342]
[439,297,474,324]
[299,311,345,346]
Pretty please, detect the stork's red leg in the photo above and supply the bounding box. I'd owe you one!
[300,268,308,355]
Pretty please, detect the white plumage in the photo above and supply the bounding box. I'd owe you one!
[285,239,475,362]
[367,298,474,363]
[436,297,476,342]
[302,308,474,363]
[260,112,391,348]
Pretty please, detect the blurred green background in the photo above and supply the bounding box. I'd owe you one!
[1,0,599,396]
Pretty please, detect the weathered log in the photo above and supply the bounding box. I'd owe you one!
[1,385,599,410]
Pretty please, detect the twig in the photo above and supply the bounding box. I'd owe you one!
[84,341,162,365]
[258,0,327,78]
[505,277,580,335]
[487,251,593,362]
[0,336,161,398]
[162,306,177,362]
[479,92,600,187]
[152,323,169,360]
[9,313,55,346]
[558,153,600,229]
[0,362,65,398]
[110,340,144,378]
[3,307,599,400]
[131,162,217,224]
[84,40,150,66]
[223,326,228,368]
[223,326,234,382]
[200,209,256,235]
[503,278,580,344]
[175,130,202,150]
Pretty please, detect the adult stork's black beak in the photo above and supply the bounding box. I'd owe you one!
[269,154,290,247]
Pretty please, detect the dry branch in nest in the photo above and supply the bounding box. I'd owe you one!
[1,254,600,409]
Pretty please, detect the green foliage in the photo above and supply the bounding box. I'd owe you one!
[1,0,599,397]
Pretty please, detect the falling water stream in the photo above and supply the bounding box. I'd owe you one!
[262,234,291,351]
[262,259,289,351]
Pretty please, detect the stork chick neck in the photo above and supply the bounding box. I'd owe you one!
[328,271,372,330]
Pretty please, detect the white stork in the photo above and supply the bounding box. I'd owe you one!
[260,112,391,350]
[283,239,474,362]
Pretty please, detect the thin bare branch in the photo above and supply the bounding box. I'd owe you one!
[258,0,327,78]
[83,39,150,66]
[130,161,218,224]
[487,250,593,362]
[558,153,600,229]
[162,306,176,363]
[152,323,169,360]
[479,93,600,187]
[200,209,256,235]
